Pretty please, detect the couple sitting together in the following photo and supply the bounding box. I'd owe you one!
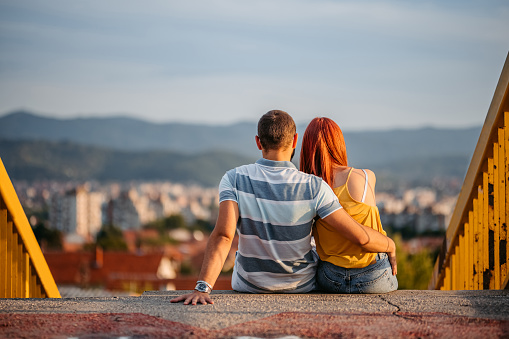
[171,110,398,305]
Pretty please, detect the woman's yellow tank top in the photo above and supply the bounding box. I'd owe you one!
[313,168,386,268]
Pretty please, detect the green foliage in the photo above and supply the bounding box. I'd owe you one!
[24,207,49,224]
[179,260,198,275]
[32,223,62,250]
[393,234,435,290]
[145,214,187,234]
[96,224,128,251]
[139,235,178,247]
[144,214,214,235]
[164,214,187,230]
[191,219,214,233]
[385,225,445,241]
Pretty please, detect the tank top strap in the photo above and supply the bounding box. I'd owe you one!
[345,167,354,182]
[361,169,369,203]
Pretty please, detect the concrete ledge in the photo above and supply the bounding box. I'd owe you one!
[142,290,509,326]
[1,290,509,338]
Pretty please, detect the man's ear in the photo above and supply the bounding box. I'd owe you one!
[292,133,298,149]
[255,135,263,150]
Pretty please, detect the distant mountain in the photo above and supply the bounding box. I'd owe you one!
[0,110,257,155]
[0,110,482,186]
[0,139,255,187]
[0,110,481,160]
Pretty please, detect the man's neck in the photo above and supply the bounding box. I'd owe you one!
[262,149,293,162]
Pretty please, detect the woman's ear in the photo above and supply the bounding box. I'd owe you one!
[292,133,298,148]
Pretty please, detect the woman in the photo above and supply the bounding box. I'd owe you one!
[300,117,398,293]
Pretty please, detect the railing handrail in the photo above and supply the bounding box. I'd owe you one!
[429,52,509,289]
[0,157,61,298]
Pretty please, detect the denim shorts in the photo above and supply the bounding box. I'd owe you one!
[316,253,398,294]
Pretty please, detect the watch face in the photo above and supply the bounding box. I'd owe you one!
[195,282,210,293]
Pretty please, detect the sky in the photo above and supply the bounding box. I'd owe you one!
[0,1,508,130]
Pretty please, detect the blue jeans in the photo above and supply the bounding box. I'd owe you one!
[316,253,398,294]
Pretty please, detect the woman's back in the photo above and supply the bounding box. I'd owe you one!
[313,167,386,268]
[335,167,376,206]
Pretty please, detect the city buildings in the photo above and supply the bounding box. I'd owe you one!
[13,179,457,294]
[49,184,103,242]
[16,180,458,240]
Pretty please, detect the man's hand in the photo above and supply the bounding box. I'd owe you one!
[170,291,213,305]
[170,201,237,306]
[387,238,397,276]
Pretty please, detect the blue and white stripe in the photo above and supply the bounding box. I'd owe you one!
[219,158,342,293]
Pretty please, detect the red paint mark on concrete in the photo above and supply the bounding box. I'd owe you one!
[0,313,206,339]
[216,312,509,339]
[1,312,508,338]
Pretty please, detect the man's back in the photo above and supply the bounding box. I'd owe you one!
[219,158,341,293]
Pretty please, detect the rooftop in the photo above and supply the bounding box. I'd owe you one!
[1,290,508,338]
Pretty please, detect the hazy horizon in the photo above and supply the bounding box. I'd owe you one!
[0,109,484,132]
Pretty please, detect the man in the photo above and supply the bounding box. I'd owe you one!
[171,110,397,305]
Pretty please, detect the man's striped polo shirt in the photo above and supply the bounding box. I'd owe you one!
[219,158,342,293]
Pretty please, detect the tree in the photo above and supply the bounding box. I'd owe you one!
[95,224,128,251]
[32,223,62,250]
[191,218,214,233]
[393,233,435,290]
[163,214,186,230]
[144,213,188,234]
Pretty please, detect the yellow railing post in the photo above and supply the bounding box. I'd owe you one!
[504,112,509,288]
[498,126,507,286]
[493,140,501,289]
[483,166,491,288]
[0,209,7,297]
[458,231,462,289]
[466,215,473,289]
[475,193,482,289]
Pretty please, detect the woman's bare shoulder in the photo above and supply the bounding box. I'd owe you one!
[349,168,376,192]
[364,168,376,186]
[347,168,376,204]
[350,168,376,182]
[347,168,367,200]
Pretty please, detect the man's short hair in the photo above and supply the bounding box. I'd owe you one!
[257,110,296,150]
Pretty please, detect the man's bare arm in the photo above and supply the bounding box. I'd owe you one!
[322,208,397,275]
[170,200,238,305]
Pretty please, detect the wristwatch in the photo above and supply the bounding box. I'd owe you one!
[194,280,212,293]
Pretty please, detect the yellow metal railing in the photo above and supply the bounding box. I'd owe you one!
[0,157,61,298]
[429,53,509,290]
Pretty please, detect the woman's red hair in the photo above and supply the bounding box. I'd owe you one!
[300,117,348,187]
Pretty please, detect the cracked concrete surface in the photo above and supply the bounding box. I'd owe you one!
[1,290,508,338]
[378,295,402,314]
[2,290,508,328]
